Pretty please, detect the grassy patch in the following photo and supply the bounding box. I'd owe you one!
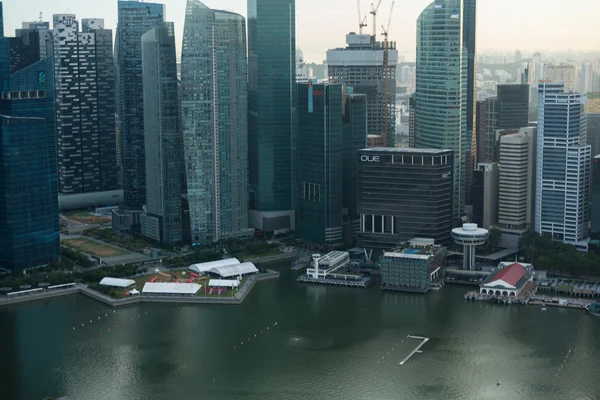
[133,271,209,291]
[62,237,129,258]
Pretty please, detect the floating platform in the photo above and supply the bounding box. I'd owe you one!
[297,274,373,288]
[399,335,429,366]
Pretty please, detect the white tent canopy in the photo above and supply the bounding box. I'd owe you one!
[209,279,240,288]
[99,277,136,288]
[189,258,240,274]
[142,282,201,295]
[210,262,258,278]
[129,288,140,295]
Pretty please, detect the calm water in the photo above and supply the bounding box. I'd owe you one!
[1,265,600,400]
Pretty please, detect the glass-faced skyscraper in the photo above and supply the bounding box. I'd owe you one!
[535,82,591,250]
[247,0,296,233]
[296,83,344,246]
[0,115,59,271]
[415,0,468,223]
[52,15,118,194]
[182,0,249,244]
[141,22,184,244]
[116,1,165,209]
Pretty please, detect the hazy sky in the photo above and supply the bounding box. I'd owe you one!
[4,0,600,62]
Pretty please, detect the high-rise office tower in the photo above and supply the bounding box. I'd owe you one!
[587,93,600,157]
[248,0,296,233]
[296,83,344,246]
[591,155,600,236]
[342,91,368,242]
[474,100,486,166]
[535,82,591,250]
[579,62,593,95]
[408,94,415,148]
[116,1,165,209]
[327,33,398,148]
[463,0,477,195]
[0,115,59,271]
[0,2,3,38]
[415,0,467,223]
[182,0,249,244]
[471,162,499,229]
[497,127,537,248]
[52,15,118,195]
[358,148,454,255]
[140,23,184,244]
[482,84,529,162]
[545,64,577,92]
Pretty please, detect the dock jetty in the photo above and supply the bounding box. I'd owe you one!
[399,335,429,366]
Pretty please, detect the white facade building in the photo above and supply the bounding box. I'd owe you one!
[497,127,537,248]
[535,82,591,251]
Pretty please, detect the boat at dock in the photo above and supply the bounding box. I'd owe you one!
[541,304,547,311]
[587,302,600,317]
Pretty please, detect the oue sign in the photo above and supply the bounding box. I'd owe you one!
[361,155,380,163]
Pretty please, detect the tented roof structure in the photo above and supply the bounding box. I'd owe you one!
[142,282,201,295]
[209,262,258,278]
[209,279,240,288]
[189,258,240,274]
[99,277,136,288]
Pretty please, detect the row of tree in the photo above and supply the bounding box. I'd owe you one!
[518,233,600,277]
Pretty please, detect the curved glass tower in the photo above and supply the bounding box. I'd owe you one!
[415,0,467,222]
[182,0,249,244]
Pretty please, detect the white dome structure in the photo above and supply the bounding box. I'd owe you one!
[451,223,489,270]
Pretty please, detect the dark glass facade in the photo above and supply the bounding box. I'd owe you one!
[0,115,59,271]
[247,0,296,214]
[483,84,529,162]
[1,58,58,238]
[358,148,454,253]
[117,1,165,208]
[415,0,467,223]
[141,23,184,244]
[296,83,343,246]
[342,93,367,240]
[592,155,600,236]
[0,2,3,38]
[464,0,477,198]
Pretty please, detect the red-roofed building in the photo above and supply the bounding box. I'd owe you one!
[479,262,532,297]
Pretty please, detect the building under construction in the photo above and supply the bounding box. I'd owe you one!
[326,33,398,147]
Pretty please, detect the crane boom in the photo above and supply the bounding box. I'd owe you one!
[370,0,383,39]
[357,0,368,34]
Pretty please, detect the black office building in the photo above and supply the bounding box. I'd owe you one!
[358,148,454,254]
[483,84,529,162]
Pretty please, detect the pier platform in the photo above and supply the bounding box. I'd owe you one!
[297,274,373,288]
[399,335,429,366]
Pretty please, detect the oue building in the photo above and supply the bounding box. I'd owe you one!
[357,148,454,257]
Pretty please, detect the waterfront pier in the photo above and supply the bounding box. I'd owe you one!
[399,335,429,366]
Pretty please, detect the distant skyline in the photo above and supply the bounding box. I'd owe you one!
[5,0,600,62]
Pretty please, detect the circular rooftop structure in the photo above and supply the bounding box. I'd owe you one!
[451,224,490,271]
[451,223,489,245]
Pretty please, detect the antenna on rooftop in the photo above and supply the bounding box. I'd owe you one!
[39,12,43,22]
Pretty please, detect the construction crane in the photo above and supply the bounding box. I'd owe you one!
[357,0,368,34]
[369,0,383,40]
[380,1,394,147]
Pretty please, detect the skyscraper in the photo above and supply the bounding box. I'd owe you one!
[415,0,467,223]
[0,2,3,38]
[545,64,577,92]
[248,0,296,233]
[535,82,591,250]
[483,84,529,162]
[141,22,184,244]
[182,0,249,244]
[327,33,398,148]
[296,82,344,246]
[497,127,537,248]
[463,0,477,192]
[342,91,368,241]
[52,15,118,195]
[0,115,59,271]
[116,1,165,209]
[591,155,600,236]
[358,148,454,255]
